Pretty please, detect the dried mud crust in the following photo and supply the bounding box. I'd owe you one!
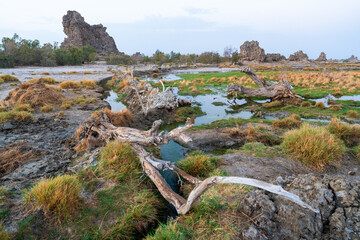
[235,174,360,240]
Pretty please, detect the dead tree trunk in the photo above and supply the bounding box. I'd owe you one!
[226,67,300,100]
[76,111,318,215]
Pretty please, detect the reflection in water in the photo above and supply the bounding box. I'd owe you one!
[104,90,127,112]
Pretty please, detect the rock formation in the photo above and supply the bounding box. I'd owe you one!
[347,55,359,63]
[316,52,327,61]
[265,53,286,62]
[288,50,309,61]
[61,10,118,54]
[239,41,266,62]
[236,174,360,239]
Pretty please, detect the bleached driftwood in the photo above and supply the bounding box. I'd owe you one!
[77,111,319,214]
[227,67,300,100]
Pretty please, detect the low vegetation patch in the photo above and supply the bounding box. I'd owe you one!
[329,105,342,111]
[315,101,325,109]
[0,74,19,84]
[59,80,81,89]
[240,142,280,158]
[347,110,359,119]
[273,114,302,129]
[176,151,221,177]
[281,123,345,169]
[92,108,133,127]
[263,100,282,108]
[40,105,54,113]
[27,77,57,84]
[13,103,34,112]
[80,79,97,88]
[0,111,34,124]
[212,101,226,106]
[301,101,311,107]
[24,175,82,221]
[174,106,205,122]
[5,79,65,107]
[328,118,360,146]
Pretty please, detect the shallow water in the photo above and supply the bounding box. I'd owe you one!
[309,94,360,107]
[104,90,127,112]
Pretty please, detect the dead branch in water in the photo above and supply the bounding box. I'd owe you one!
[77,112,319,215]
[227,67,301,100]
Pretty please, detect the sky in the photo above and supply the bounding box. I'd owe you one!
[0,0,359,59]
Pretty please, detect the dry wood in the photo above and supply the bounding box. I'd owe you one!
[77,111,318,215]
[226,67,300,100]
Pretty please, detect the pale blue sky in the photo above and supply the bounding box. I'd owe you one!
[1,0,359,59]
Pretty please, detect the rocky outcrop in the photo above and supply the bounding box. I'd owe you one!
[61,10,118,54]
[237,174,360,240]
[316,52,327,61]
[289,50,309,61]
[265,53,286,62]
[347,55,359,63]
[239,41,266,62]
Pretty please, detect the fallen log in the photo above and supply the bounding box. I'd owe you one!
[76,110,319,214]
[226,67,301,100]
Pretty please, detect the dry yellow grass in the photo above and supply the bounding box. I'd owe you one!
[281,123,345,169]
[40,105,54,113]
[28,77,57,84]
[59,81,81,89]
[329,105,342,111]
[41,72,50,75]
[83,71,92,74]
[315,101,325,109]
[347,110,359,119]
[273,114,302,129]
[301,101,311,107]
[14,104,34,112]
[80,80,97,88]
[24,175,82,221]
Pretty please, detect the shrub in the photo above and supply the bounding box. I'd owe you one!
[328,118,360,146]
[40,105,53,113]
[80,79,96,88]
[315,101,325,109]
[301,101,311,107]
[176,151,221,177]
[0,74,19,82]
[59,80,81,89]
[347,110,359,118]
[329,105,342,111]
[281,123,345,169]
[273,114,301,129]
[263,100,282,108]
[24,175,82,221]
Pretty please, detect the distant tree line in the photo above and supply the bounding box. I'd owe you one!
[106,48,240,66]
[0,34,97,68]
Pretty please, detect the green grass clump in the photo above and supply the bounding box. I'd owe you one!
[174,106,205,122]
[273,114,302,129]
[96,141,141,181]
[240,142,280,158]
[24,175,82,221]
[328,118,360,147]
[176,151,221,177]
[0,111,34,124]
[0,74,19,83]
[281,123,345,169]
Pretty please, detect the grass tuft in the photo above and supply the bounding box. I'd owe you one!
[273,114,301,129]
[347,110,359,118]
[59,81,81,89]
[315,101,325,109]
[40,105,54,113]
[0,74,19,83]
[263,100,282,108]
[24,175,82,221]
[281,123,345,169]
[328,118,360,146]
[176,151,221,178]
